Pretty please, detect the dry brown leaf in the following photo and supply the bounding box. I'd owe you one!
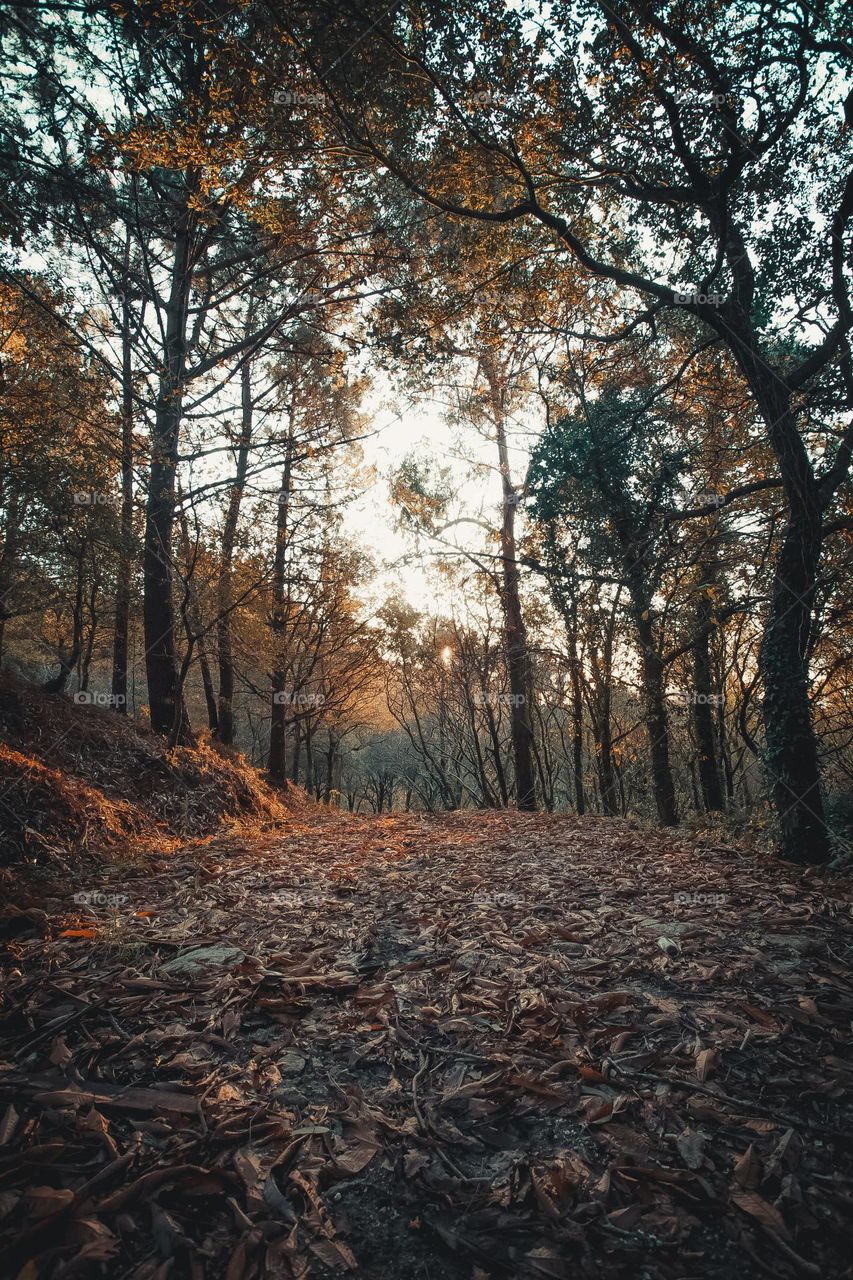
[732,1144,762,1189]
[730,1189,792,1241]
[695,1048,719,1081]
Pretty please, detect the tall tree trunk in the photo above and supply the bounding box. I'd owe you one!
[198,646,218,731]
[143,212,193,743]
[216,322,254,745]
[324,731,336,802]
[569,636,586,815]
[589,595,620,817]
[290,723,301,784]
[489,373,536,810]
[718,697,735,803]
[466,683,496,807]
[80,571,99,693]
[268,421,295,784]
[633,604,678,826]
[760,506,826,862]
[177,489,218,732]
[111,249,134,713]
[692,604,725,812]
[305,722,314,795]
[621,539,678,825]
[531,719,554,810]
[741,368,828,863]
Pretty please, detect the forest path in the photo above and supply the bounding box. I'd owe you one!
[2,810,852,1279]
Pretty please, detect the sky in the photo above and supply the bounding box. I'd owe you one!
[345,380,539,618]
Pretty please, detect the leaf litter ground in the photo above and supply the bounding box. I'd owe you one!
[1,811,852,1279]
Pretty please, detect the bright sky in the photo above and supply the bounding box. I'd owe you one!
[348,380,540,618]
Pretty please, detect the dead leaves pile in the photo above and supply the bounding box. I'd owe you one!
[1,811,852,1279]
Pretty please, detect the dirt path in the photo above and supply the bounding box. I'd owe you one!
[2,811,852,1279]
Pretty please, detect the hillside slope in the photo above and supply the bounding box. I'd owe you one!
[0,673,299,862]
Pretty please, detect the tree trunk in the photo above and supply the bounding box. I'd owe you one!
[111,254,134,713]
[490,378,536,810]
[633,605,678,826]
[177,492,218,732]
[482,695,509,805]
[305,722,314,794]
[291,724,301,784]
[324,731,336,802]
[760,509,827,862]
[198,648,218,731]
[570,656,586,815]
[596,698,618,816]
[588,618,619,817]
[143,214,193,743]
[80,572,99,693]
[466,683,496,807]
[692,595,725,812]
[718,697,735,803]
[215,322,254,745]
[738,362,828,864]
[621,537,678,826]
[267,423,294,785]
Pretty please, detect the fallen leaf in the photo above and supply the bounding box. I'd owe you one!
[730,1189,792,1241]
[695,1048,719,1081]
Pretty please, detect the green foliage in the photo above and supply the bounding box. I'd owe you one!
[527,391,688,579]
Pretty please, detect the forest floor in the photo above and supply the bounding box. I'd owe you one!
[1,809,853,1280]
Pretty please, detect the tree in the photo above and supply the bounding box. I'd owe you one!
[2,0,372,741]
[529,390,685,825]
[0,281,119,682]
[294,0,853,862]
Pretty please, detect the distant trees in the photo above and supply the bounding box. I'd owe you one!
[380,600,539,811]
[294,0,853,860]
[2,0,376,743]
[0,283,120,685]
[530,390,691,827]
